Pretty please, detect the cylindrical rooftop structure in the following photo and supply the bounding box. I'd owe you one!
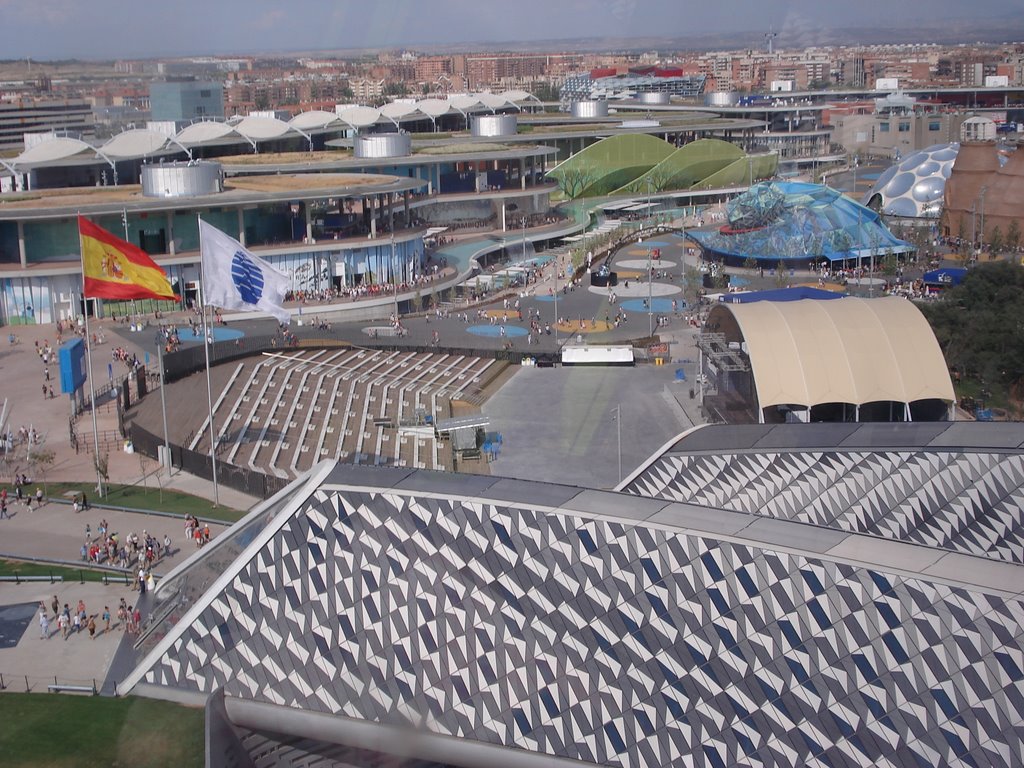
[638,92,670,105]
[141,161,223,198]
[471,114,517,138]
[705,92,739,107]
[353,133,412,159]
[571,100,609,119]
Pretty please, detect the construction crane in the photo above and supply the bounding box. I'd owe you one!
[765,27,778,55]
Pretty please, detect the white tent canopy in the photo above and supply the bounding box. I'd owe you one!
[102,129,171,159]
[13,136,94,165]
[176,121,237,146]
[710,297,955,409]
[289,110,341,131]
[234,116,294,141]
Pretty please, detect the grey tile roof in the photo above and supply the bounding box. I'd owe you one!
[127,461,1024,767]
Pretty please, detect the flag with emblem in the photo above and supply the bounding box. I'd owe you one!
[79,216,177,300]
[198,220,290,324]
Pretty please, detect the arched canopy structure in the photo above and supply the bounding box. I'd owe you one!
[706,297,954,420]
[4,91,541,171]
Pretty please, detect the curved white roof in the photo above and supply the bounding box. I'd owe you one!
[500,89,533,103]
[8,89,542,168]
[176,121,238,145]
[379,102,421,120]
[102,129,171,159]
[289,110,341,131]
[478,93,510,110]
[234,116,293,140]
[448,94,482,111]
[417,98,454,118]
[711,297,954,408]
[14,136,94,165]
[337,106,381,128]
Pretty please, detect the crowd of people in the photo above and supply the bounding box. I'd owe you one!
[38,596,141,641]
[79,521,173,576]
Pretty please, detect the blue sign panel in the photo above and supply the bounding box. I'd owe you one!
[59,338,87,395]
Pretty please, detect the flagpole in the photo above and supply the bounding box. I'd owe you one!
[197,215,220,507]
[122,208,136,327]
[77,218,105,498]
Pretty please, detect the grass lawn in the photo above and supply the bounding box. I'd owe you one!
[0,692,204,767]
[40,482,246,523]
[0,559,134,585]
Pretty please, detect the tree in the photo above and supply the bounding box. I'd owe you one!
[554,165,595,199]
[919,261,1024,409]
[881,250,898,277]
[989,226,1005,256]
[775,260,789,289]
[682,265,703,305]
[339,85,354,100]
[533,82,561,102]
[95,453,109,497]
[743,256,758,273]
[29,447,55,495]
[1006,220,1021,253]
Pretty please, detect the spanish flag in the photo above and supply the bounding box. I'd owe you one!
[79,216,177,300]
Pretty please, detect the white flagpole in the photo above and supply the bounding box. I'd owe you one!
[78,219,105,497]
[197,215,220,507]
[122,208,137,327]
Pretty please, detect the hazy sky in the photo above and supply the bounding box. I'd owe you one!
[0,0,1019,60]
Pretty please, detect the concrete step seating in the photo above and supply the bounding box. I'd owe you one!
[192,348,501,478]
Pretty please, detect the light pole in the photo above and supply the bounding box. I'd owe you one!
[155,331,171,478]
[553,244,559,347]
[612,404,622,486]
[979,186,988,253]
[390,233,399,320]
[646,178,654,337]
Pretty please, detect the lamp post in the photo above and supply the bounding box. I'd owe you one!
[553,238,559,347]
[390,233,399,320]
[611,404,622,486]
[155,331,171,478]
[979,186,988,253]
[646,178,654,337]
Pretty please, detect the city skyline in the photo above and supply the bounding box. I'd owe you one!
[1,0,1022,60]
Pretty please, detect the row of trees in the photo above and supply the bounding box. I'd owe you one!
[919,261,1024,409]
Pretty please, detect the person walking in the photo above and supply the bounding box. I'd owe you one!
[0,497,8,519]
[58,611,69,640]
[39,605,49,639]
[51,595,59,617]
[102,606,111,634]
[87,616,97,640]
[34,488,43,509]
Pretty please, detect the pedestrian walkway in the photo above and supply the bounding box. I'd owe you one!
[0,497,227,575]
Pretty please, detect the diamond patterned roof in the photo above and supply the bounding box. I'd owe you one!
[126,452,1024,767]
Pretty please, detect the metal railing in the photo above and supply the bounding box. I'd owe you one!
[0,672,99,694]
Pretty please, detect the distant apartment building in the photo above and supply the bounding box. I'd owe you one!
[149,79,224,123]
[0,97,94,152]
[561,70,706,101]
[350,79,385,103]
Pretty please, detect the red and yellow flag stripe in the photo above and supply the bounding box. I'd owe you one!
[80,216,177,301]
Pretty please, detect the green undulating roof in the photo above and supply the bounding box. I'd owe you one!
[547,134,674,197]
[695,152,778,189]
[613,139,743,195]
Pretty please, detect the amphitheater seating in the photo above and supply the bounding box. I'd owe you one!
[189,348,505,479]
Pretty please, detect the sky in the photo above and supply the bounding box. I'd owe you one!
[0,0,1019,60]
